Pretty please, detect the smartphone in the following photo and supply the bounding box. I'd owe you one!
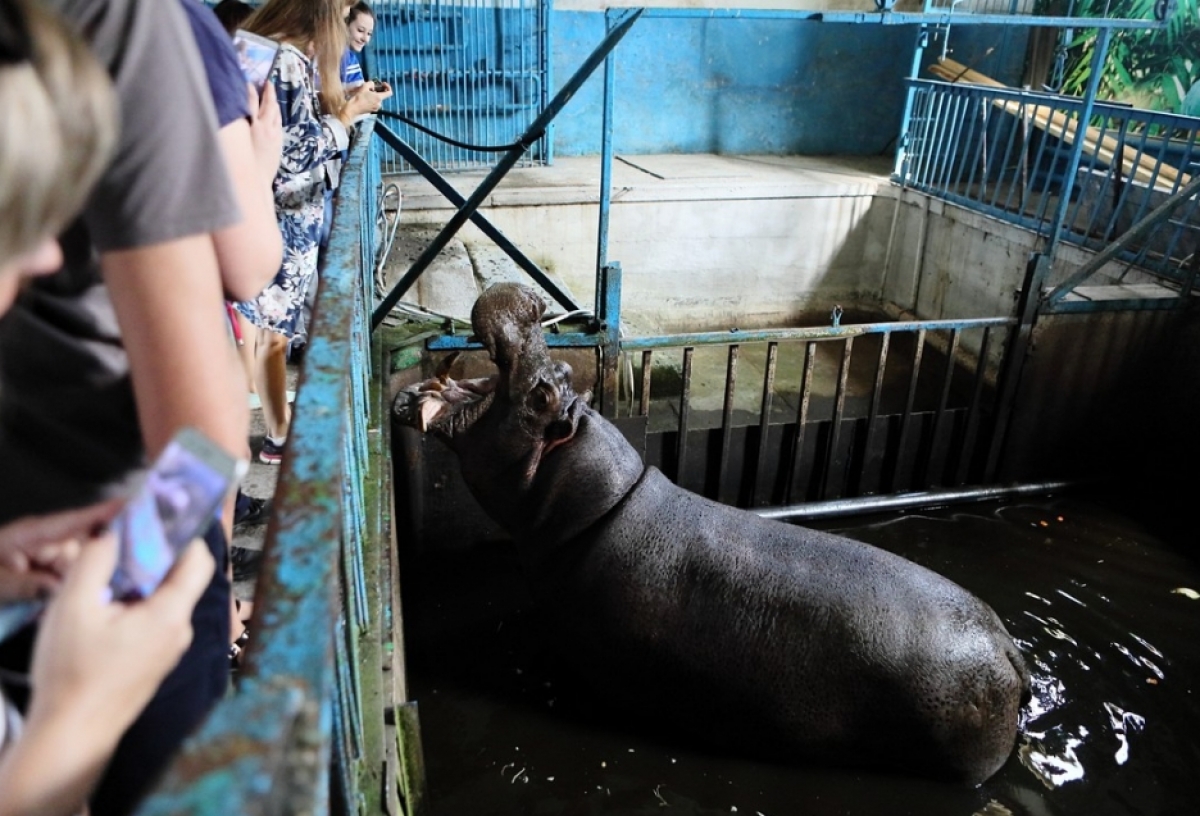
[1,429,246,641]
[108,427,248,601]
[233,29,281,95]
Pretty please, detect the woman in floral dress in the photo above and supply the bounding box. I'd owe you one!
[236,0,390,463]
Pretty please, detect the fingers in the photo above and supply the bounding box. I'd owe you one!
[148,539,215,613]
[0,499,122,554]
[56,531,120,603]
[258,81,278,118]
[0,567,59,601]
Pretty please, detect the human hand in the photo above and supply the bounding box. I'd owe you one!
[247,81,283,186]
[346,80,393,119]
[25,533,215,743]
[0,501,121,602]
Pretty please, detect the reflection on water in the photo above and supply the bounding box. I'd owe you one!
[404,495,1200,815]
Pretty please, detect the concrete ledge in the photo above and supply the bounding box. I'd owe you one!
[394,154,893,212]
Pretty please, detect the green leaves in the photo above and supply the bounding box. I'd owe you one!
[1059,0,1200,113]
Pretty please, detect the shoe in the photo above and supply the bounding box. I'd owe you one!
[230,546,263,582]
[259,436,285,464]
[233,493,272,529]
[229,626,249,674]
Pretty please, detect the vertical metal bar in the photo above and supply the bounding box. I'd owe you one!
[541,0,553,164]
[821,337,854,501]
[785,341,817,504]
[891,328,926,492]
[988,30,1114,480]
[925,328,960,488]
[675,347,694,485]
[858,331,890,495]
[598,262,622,417]
[717,345,739,502]
[954,326,993,486]
[937,88,967,193]
[596,8,619,294]
[751,342,779,507]
[1001,99,1028,218]
[956,91,984,197]
[992,95,1022,213]
[1044,27,1113,258]
[638,350,653,417]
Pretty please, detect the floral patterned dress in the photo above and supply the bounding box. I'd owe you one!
[236,42,349,340]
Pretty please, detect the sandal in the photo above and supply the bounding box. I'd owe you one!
[229,626,249,673]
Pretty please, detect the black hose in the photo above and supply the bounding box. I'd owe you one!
[376,110,537,153]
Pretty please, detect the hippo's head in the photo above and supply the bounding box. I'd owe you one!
[393,284,590,488]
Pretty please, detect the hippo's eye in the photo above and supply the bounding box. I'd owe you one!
[530,379,560,413]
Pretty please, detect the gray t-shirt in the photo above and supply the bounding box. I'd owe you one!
[0,0,239,521]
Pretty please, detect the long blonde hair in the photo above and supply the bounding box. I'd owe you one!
[244,0,348,117]
[0,0,117,264]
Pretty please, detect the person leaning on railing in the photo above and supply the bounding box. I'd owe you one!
[0,0,251,813]
[233,0,391,465]
[0,3,216,815]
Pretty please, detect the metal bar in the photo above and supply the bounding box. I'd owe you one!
[892,328,926,492]
[717,344,739,503]
[598,263,622,417]
[954,326,993,486]
[675,347,694,486]
[597,8,619,286]
[634,9,1168,28]
[926,327,960,488]
[756,480,1079,522]
[1044,172,1200,305]
[371,7,644,329]
[859,331,891,495]
[751,342,779,507]
[619,316,1015,349]
[638,349,653,417]
[822,337,854,500]
[785,341,817,504]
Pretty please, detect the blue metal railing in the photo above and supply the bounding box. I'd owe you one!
[897,77,1200,286]
[138,121,409,815]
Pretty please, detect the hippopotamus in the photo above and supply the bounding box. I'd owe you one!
[393,283,1030,785]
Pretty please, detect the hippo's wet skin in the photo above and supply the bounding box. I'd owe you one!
[393,283,1031,785]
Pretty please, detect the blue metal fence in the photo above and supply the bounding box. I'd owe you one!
[368,0,550,173]
[898,76,1200,286]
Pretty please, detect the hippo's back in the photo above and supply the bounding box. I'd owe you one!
[526,467,1028,784]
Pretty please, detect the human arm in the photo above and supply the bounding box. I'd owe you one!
[0,501,121,602]
[214,82,285,302]
[103,236,249,464]
[0,534,214,816]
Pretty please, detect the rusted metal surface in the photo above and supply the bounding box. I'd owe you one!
[139,122,407,815]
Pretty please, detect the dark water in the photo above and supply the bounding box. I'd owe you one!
[403,494,1200,815]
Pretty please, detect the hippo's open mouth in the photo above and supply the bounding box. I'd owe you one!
[393,364,497,437]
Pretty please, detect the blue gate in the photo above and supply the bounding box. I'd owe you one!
[368,0,551,173]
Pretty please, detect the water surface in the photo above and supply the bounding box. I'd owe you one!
[404,494,1200,815]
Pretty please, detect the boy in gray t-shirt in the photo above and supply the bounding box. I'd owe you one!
[0,1,247,813]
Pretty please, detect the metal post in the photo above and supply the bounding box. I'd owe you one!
[986,27,1113,480]
[370,8,644,330]
[596,9,620,305]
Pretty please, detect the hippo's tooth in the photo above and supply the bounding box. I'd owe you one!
[418,397,443,433]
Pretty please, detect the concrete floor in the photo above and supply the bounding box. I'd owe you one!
[230,364,297,604]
